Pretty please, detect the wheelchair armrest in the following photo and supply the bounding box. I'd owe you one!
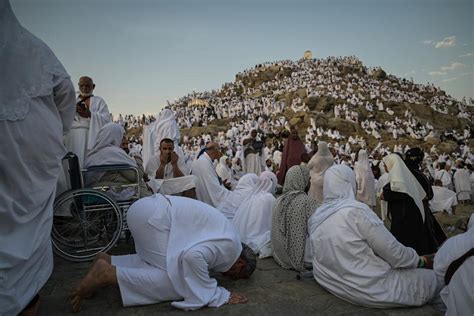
[85,164,139,172]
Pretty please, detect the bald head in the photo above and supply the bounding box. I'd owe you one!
[78,76,95,97]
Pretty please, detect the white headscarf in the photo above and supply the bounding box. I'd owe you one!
[383,154,426,222]
[0,0,70,121]
[259,171,278,194]
[215,155,232,182]
[308,141,334,176]
[85,122,136,168]
[152,109,181,151]
[309,165,369,233]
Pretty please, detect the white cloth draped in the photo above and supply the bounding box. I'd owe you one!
[354,150,376,207]
[453,168,471,201]
[215,156,232,183]
[232,176,276,257]
[429,186,458,214]
[383,154,426,222]
[65,95,111,166]
[0,3,76,312]
[434,214,474,316]
[308,141,334,202]
[308,165,441,308]
[112,195,241,310]
[142,109,180,171]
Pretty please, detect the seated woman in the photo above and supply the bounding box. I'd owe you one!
[382,154,443,255]
[309,164,442,308]
[232,172,277,258]
[84,122,152,198]
[272,165,319,272]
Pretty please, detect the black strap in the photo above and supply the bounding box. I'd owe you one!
[76,95,93,106]
[445,248,474,285]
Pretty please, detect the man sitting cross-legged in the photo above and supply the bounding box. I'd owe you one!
[70,195,256,312]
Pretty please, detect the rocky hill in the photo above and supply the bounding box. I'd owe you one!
[166,56,474,153]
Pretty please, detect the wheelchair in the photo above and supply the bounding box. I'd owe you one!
[52,153,141,262]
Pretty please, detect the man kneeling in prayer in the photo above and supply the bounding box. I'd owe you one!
[70,195,256,312]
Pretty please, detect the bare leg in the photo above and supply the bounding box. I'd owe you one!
[70,259,117,312]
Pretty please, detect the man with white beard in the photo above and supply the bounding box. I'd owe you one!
[65,76,111,166]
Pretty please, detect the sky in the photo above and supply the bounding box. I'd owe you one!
[11,0,474,116]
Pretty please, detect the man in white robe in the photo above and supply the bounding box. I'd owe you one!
[435,163,452,189]
[309,165,442,308]
[145,138,195,196]
[0,2,75,313]
[70,195,256,312]
[453,164,471,202]
[430,180,458,215]
[433,214,473,316]
[242,129,264,175]
[64,76,111,167]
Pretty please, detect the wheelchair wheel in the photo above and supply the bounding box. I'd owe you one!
[52,189,122,262]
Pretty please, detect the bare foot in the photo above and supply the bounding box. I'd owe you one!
[70,259,116,312]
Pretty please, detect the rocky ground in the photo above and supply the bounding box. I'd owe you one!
[39,204,472,316]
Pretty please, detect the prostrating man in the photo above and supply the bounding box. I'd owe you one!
[70,195,256,312]
[65,76,111,166]
[145,138,195,196]
[309,165,442,308]
[0,1,75,314]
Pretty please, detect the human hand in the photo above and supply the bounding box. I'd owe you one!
[379,192,384,200]
[227,292,248,305]
[160,153,169,164]
[170,152,179,165]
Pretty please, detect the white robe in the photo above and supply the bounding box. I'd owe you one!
[191,153,238,219]
[433,216,474,316]
[435,169,452,188]
[430,186,458,214]
[308,165,440,308]
[64,95,111,167]
[0,36,76,316]
[112,195,241,310]
[453,168,471,201]
[354,151,376,207]
[232,179,275,257]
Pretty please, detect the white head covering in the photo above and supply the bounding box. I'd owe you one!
[259,171,278,194]
[309,164,369,232]
[356,149,370,170]
[308,141,334,176]
[152,109,181,152]
[0,0,70,121]
[215,155,232,182]
[85,122,136,168]
[383,154,426,222]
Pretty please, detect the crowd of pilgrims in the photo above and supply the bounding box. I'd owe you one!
[5,2,473,314]
[81,104,471,314]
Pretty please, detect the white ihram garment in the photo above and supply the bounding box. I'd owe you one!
[0,2,75,313]
[112,195,241,310]
[453,168,471,201]
[64,95,110,166]
[354,150,376,207]
[434,215,474,316]
[232,176,276,257]
[429,186,457,214]
[308,165,441,308]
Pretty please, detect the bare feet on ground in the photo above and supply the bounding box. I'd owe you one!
[70,258,116,312]
[228,292,248,305]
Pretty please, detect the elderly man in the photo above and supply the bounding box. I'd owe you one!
[0,1,75,314]
[70,195,256,312]
[65,76,111,166]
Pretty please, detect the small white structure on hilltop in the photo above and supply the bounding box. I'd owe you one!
[188,98,208,107]
[303,50,313,59]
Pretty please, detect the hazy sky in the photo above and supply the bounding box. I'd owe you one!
[11,0,474,115]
